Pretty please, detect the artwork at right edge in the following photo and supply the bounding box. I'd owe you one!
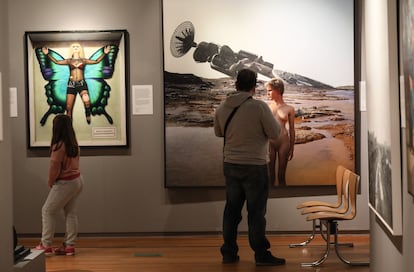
[401,0,414,197]
[366,1,403,236]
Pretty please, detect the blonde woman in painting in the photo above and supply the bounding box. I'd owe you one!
[266,78,295,186]
[42,43,110,124]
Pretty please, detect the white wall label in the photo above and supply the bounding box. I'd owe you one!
[132,85,153,115]
[9,87,18,118]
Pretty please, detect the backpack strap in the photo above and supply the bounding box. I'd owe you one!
[223,96,251,145]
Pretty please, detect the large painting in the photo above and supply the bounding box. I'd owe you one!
[401,0,414,197]
[163,0,356,188]
[25,30,128,147]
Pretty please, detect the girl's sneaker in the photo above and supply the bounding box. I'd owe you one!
[54,244,75,256]
[34,244,54,256]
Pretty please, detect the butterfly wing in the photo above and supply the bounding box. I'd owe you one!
[84,45,119,124]
[35,48,69,125]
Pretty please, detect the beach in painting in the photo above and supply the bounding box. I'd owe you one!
[165,73,355,187]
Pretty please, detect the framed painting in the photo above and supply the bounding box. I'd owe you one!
[25,30,129,147]
[401,0,414,197]
[163,0,357,188]
[366,0,402,235]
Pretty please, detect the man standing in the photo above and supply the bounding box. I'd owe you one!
[214,69,286,266]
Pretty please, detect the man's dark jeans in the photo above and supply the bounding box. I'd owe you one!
[221,162,271,258]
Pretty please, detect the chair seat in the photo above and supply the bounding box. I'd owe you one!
[296,200,340,209]
[306,211,355,221]
[301,205,348,215]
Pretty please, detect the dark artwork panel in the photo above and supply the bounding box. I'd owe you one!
[401,0,414,196]
[368,132,393,228]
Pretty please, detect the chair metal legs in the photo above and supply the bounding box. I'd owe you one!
[332,222,370,266]
[289,219,353,248]
[301,220,332,267]
[301,220,370,267]
[289,219,320,248]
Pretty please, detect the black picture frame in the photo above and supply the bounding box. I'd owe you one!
[25,30,129,148]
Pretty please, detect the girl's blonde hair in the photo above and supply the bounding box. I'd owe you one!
[266,78,285,95]
[68,43,84,58]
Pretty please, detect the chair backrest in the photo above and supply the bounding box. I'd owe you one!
[346,170,360,219]
[334,165,347,207]
[299,165,351,213]
[331,168,359,220]
[337,168,352,213]
[305,168,360,221]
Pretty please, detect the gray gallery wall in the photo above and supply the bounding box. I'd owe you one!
[363,0,414,271]
[8,0,369,236]
[3,0,414,271]
[0,0,13,270]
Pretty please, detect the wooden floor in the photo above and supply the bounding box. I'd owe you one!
[20,234,370,272]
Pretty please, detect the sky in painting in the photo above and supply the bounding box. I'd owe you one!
[163,0,354,87]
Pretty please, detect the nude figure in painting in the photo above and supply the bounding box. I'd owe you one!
[266,78,295,186]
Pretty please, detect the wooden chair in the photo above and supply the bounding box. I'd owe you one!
[289,165,351,248]
[300,169,369,267]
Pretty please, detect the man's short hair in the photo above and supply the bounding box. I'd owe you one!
[236,69,257,92]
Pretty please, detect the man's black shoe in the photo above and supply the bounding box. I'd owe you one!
[255,252,286,266]
[222,255,240,264]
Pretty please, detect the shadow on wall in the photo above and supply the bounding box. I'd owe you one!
[165,186,337,205]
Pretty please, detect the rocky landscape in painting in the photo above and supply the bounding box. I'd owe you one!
[164,70,355,161]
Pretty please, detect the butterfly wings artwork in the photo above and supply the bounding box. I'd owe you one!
[35,45,119,125]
